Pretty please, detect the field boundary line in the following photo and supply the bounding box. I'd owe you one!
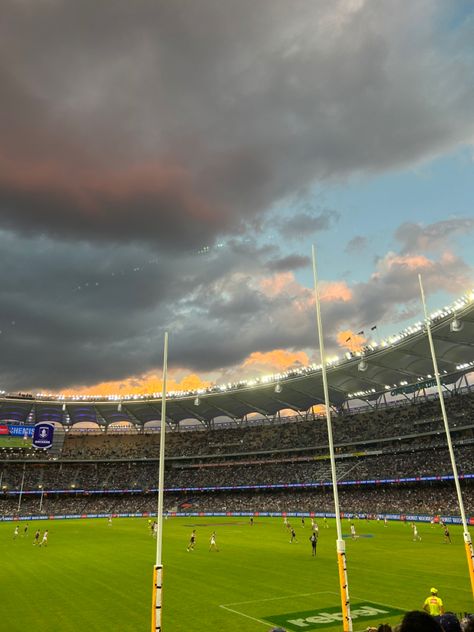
[221,590,338,607]
[219,605,269,627]
[350,594,407,612]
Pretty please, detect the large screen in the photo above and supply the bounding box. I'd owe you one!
[0,424,34,448]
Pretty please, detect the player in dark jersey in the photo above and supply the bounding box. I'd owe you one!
[187,529,196,551]
[310,532,317,556]
[33,529,40,545]
[443,525,451,543]
[289,527,298,543]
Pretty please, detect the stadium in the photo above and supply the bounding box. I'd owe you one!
[1,292,473,631]
[3,2,474,632]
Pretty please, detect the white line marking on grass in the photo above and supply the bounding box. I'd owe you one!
[219,605,269,627]
[222,590,338,607]
[350,594,407,613]
[219,590,339,608]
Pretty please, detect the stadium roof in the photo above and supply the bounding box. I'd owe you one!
[0,292,473,427]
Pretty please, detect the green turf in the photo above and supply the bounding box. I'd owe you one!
[0,517,471,631]
[0,436,31,447]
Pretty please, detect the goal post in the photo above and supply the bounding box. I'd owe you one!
[151,332,168,631]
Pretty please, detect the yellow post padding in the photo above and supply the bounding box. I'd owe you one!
[465,539,474,600]
[337,551,352,632]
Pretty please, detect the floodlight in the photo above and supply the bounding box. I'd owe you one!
[450,317,463,333]
[274,382,282,394]
[194,396,200,406]
[358,359,368,372]
[117,402,122,412]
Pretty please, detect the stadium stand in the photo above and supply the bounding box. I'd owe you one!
[0,389,473,520]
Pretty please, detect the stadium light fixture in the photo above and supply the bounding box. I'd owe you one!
[117,402,122,412]
[274,382,282,394]
[358,359,368,372]
[450,316,463,333]
[194,396,200,406]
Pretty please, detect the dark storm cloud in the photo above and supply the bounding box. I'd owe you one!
[0,226,470,391]
[1,0,473,249]
[1,1,473,390]
[0,231,311,389]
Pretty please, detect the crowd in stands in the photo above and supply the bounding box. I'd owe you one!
[0,391,473,519]
[0,445,472,492]
[1,482,472,518]
[55,391,474,460]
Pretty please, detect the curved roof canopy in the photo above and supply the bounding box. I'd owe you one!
[1,296,473,427]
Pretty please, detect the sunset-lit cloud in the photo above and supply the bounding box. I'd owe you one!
[259,272,303,298]
[243,349,310,372]
[336,329,367,353]
[319,281,353,302]
[62,371,212,397]
[259,273,352,304]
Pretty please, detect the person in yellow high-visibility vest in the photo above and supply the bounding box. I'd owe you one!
[423,587,445,616]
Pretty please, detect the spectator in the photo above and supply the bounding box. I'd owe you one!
[399,611,443,632]
[437,613,462,632]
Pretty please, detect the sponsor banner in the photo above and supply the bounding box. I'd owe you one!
[265,602,405,631]
[9,425,34,437]
[0,510,471,523]
[0,425,9,435]
[32,422,55,449]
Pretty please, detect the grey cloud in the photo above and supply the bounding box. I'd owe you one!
[276,210,339,240]
[0,1,473,249]
[0,1,473,391]
[265,254,310,272]
[345,235,368,254]
[395,219,474,254]
[0,230,311,389]
[0,225,470,391]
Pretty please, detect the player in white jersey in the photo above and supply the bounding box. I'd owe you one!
[209,531,219,552]
[39,530,48,547]
[412,524,421,541]
[350,523,357,539]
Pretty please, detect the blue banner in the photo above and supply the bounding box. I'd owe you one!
[32,422,55,449]
[8,424,34,437]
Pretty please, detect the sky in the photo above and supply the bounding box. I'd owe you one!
[0,0,473,395]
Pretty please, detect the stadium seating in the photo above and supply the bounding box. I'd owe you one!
[0,390,473,518]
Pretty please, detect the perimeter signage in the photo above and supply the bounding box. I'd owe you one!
[32,422,55,449]
[264,602,405,631]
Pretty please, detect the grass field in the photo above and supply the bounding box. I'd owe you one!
[0,436,31,447]
[1,517,471,631]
